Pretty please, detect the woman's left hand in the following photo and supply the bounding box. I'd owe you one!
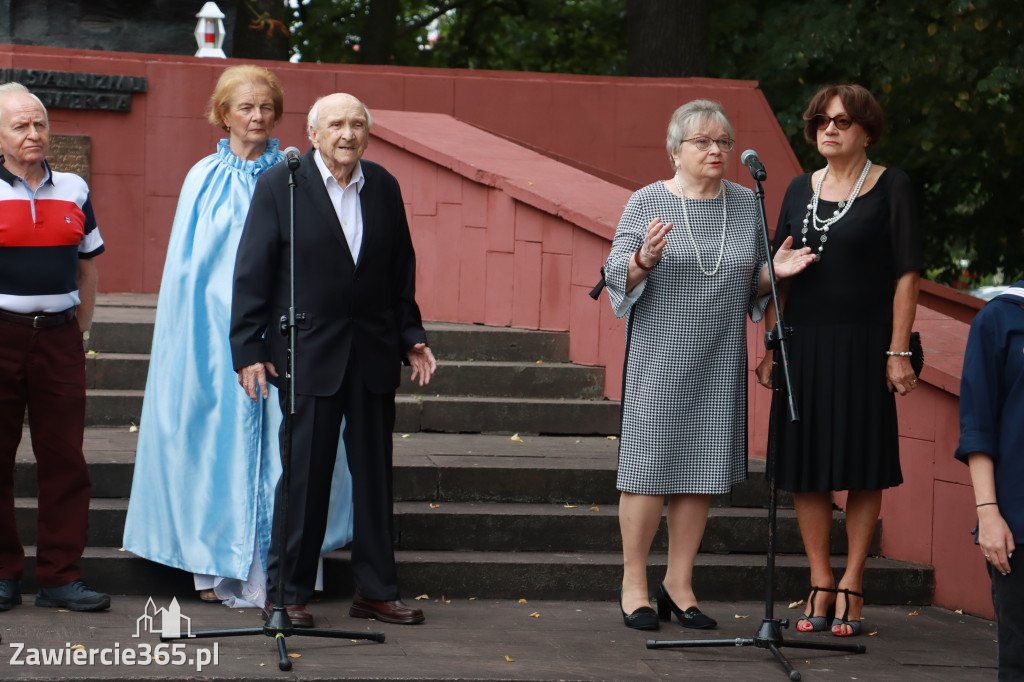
[886,355,917,395]
[772,236,815,279]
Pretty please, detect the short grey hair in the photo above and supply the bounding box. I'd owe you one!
[0,82,48,126]
[306,94,373,141]
[665,99,733,165]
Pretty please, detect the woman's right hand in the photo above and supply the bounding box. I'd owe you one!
[755,351,773,389]
[636,217,673,269]
[978,504,1015,575]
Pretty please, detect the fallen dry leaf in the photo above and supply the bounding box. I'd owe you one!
[589,506,600,512]
[734,614,748,619]
[530,612,540,618]
[510,434,523,442]
[129,423,138,433]
[429,503,441,509]
[606,435,617,440]
[71,645,85,650]
[536,360,544,364]
[955,609,963,615]
[788,600,805,609]
[86,350,97,356]
[505,655,515,662]
[563,504,577,509]
[401,434,410,438]
[442,596,451,604]
[908,611,919,616]
[415,594,429,600]
[868,630,878,636]
[518,598,528,604]
[287,653,301,658]
[469,597,477,601]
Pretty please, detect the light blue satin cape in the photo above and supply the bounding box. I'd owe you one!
[123,139,353,580]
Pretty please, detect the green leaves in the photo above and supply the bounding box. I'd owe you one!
[709,0,1024,283]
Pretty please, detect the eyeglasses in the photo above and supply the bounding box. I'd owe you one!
[812,114,855,130]
[682,136,735,152]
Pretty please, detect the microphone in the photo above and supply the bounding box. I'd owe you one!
[284,146,301,171]
[741,149,767,181]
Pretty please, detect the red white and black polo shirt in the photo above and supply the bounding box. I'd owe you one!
[0,158,104,314]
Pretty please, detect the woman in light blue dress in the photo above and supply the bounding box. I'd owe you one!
[123,65,353,607]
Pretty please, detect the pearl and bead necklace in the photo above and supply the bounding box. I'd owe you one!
[802,159,871,258]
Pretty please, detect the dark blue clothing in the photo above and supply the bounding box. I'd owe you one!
[955,280,1024,542]
[989,554,1024,680]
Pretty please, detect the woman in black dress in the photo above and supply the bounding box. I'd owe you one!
[755,84,923,637]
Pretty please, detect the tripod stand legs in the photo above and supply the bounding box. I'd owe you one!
[646,616,865,681]
[161,603,386,671]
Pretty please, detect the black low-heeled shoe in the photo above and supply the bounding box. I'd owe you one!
[656,582,717,629]
[620,590,659,630]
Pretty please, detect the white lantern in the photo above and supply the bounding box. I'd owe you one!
[194,2,227,58]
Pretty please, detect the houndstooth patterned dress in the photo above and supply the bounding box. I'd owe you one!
[605,180,767,495]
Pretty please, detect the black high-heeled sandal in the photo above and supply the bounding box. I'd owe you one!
[795,585,836,632]
[620,589,659,630]
[830,588,864,637]
[656,582,717,629]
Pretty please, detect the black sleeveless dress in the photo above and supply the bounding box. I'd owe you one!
[771,168,923,493]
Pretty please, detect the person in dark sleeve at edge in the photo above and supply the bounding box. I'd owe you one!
[0,82,109,613]
[956,281,1024,681]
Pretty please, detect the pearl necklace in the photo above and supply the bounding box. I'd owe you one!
[802,159,871,257]
[673,174,727,277]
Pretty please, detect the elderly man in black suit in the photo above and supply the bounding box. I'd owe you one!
[230,93,436,628]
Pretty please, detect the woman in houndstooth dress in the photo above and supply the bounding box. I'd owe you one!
[605,100,814,631]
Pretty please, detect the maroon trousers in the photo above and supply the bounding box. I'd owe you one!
[0,315,90,587]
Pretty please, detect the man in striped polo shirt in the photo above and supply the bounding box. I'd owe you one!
[0,82,109,612]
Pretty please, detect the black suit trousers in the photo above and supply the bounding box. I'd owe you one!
[267,367,398,605]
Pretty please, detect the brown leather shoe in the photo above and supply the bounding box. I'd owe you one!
[349,592,425,624]
[262,601,314,628]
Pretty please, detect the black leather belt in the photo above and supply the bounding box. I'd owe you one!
[0,308,76,329]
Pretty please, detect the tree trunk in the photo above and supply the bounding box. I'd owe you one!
[361,0,401,64]
[627,0,708,77]
[232,0,290,61]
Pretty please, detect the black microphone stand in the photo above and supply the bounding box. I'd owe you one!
[646,160,865,680]
[162,154,384,671]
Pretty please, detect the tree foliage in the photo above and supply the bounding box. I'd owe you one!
[707,0,1023,283]
[290,0,627,74]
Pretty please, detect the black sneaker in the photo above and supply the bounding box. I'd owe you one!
[35,579,111,612]
[0,578,22,611]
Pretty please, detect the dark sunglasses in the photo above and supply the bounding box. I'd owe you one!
[812,114,854,130]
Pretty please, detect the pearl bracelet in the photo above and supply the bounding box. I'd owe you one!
[886,350,912,357]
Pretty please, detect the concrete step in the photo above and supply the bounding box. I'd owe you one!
[86,353,605,399]
[13,497,875,557]
[90,300,574,363]
[14,547,932,606]
[17,430,786,507]
[84,391,621,434]
[391,502,874,555]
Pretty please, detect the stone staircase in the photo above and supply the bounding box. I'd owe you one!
[13,294,934,606]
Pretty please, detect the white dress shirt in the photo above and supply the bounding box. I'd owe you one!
[314,150,365,261]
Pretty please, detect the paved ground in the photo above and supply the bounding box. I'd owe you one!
[0,594,996,681]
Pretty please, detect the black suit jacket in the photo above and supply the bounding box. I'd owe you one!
[230,149,427,396]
